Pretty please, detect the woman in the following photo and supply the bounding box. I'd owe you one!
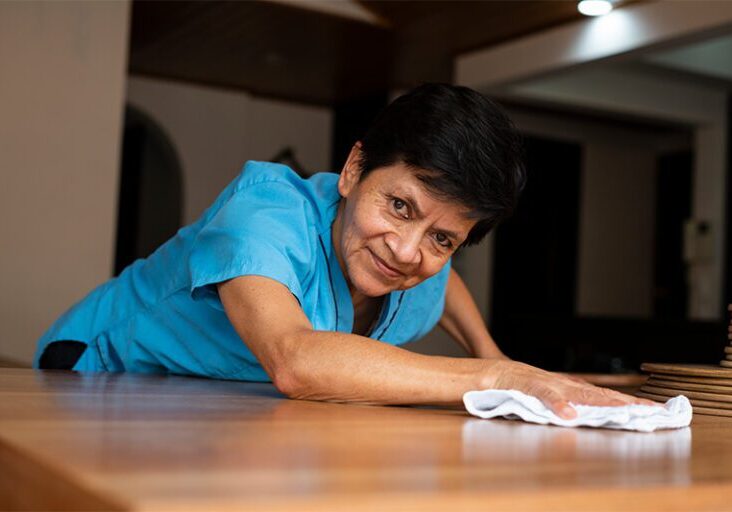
[35,84,649,417]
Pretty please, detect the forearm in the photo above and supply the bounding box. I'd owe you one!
[220,276,652,416]
[439,268,507,359]
[277,330,492,406]
[218,276,489,406]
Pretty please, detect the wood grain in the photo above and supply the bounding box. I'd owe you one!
[637,391,732,418]
[0,440,126,511]
[647,377,732,394]
[3,368,732,511]
[636,390,732,410]
[641,384,732,403]
[641,363,732,378]
[644,372,732,386]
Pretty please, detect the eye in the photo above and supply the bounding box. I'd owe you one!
[392,197,409,218]
[434,232,453,249]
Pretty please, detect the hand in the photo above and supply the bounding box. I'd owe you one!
[483,360,658,419]
[555,372,589,385]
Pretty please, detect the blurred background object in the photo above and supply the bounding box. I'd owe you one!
[1,0,730,375]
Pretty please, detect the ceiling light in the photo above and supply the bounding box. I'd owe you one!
[578,0,613,17]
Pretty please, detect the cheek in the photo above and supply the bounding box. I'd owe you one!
[348,205,392,245]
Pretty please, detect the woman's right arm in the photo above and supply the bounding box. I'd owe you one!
[218,275,652,416]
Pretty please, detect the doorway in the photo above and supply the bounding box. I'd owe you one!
[115,105,183,276]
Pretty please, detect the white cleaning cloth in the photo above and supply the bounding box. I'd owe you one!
[463,389,692,432]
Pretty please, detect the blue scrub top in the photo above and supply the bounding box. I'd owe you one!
[34,161,451,381]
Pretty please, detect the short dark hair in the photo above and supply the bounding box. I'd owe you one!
[358,83,526,246]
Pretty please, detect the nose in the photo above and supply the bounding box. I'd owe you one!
[384,227,422,268]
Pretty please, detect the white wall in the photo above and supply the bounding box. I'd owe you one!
[0,1,130,365]
[0,1,129,363]
[126,76,333,224]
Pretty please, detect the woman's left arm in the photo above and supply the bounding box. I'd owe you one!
[438,267,508,359]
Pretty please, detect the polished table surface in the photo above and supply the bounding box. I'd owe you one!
[1,368,732,511]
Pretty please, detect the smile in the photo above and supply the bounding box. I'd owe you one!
[369,250,403,279]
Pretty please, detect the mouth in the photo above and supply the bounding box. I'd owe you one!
[368,249,404,279]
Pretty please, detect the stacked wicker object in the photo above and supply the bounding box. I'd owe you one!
[637,305,732,417]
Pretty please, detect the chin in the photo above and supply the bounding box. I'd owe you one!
[350,272,395,298]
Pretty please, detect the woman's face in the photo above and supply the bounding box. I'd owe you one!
[333,146,477,299]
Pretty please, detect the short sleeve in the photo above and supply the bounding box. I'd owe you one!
[188,180,317,310]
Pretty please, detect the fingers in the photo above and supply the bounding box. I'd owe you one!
[569,386,638,407]
[623,393,661,407]
[537,383,660,418]
[600,388,659,407]
[491,361,664,419]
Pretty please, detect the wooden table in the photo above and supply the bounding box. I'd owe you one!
[1,368,732,511]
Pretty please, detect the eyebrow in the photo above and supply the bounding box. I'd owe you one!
[399,192,461,242]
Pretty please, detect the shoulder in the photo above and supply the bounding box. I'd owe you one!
[234,161,303,189]
[234,161,338,196]
[230,161,341,228]
[188,162,336,306]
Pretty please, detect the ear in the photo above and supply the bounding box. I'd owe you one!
[338,142,363,198]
